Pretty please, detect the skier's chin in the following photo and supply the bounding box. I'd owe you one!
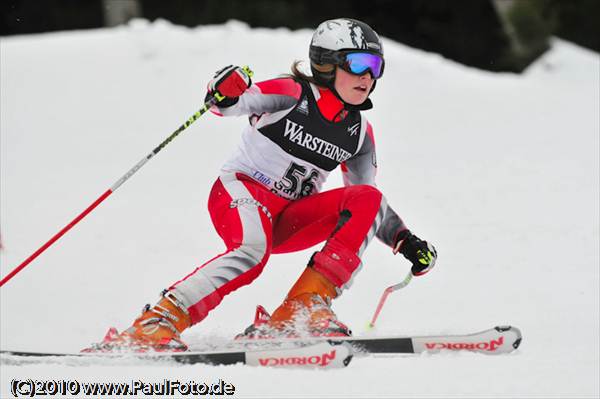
[344,91,369,105]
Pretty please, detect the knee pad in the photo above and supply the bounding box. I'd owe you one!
[310,239,361,288]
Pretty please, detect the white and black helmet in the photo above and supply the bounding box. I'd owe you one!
[309,18,384,87]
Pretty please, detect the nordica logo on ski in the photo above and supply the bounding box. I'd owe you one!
[283,119,352,163]
[424,336,504,352]
[257,349,338,367]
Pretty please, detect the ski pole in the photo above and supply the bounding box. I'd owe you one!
[368,271,413,329]
[0,66,253,287]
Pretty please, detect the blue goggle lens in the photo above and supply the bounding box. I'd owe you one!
[343,53,384,79]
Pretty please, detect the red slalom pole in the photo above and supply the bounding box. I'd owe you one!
[0,86,236,287]
[0,190,113,287]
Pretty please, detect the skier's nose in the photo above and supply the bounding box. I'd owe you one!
[359,73,373,88]
[360,72,373,82]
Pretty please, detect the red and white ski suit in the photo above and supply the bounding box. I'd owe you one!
[171,78,407,325]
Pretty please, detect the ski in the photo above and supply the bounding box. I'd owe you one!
[357,325,522,355]
[0,341,353,369]
[234,325,522,355]
[0,326,522,368]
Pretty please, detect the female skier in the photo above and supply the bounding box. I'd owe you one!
[97,18,437,351]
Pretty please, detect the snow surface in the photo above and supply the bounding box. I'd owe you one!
[1,19,598,398]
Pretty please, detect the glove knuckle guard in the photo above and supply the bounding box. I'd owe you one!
[209,65,251,99]
[395,230,437,276]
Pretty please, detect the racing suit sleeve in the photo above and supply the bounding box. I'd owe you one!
[341,120,408,249]
[209,77,302,117]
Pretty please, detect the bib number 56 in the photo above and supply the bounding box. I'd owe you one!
[278,162,318,198]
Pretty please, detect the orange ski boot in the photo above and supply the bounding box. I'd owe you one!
[238,267,350,339]
[84,290,191,352]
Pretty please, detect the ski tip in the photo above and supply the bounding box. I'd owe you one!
[494,325,523,350]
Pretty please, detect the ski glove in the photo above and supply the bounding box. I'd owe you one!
[208,65,252,100]
[393,230,437,276]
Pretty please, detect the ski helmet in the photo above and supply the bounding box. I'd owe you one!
[309,18,384,88]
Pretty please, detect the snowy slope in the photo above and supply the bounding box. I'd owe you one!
[1,19,598,398]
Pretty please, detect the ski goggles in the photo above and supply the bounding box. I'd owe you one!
[339,52,385,79]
